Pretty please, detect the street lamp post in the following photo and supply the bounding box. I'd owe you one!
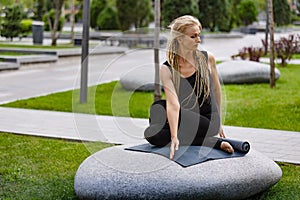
[80,0,90,103]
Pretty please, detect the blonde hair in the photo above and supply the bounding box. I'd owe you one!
[167,15,210,108]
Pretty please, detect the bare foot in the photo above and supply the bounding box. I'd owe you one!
[220,141,234,154]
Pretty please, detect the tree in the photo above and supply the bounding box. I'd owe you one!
[34,0,46,20]
[198,0,232,32]
[116,0,137,31]
[237,0,258,26]
[267,0,276,88]
[45,0,64,46]
[273,0,291,26]
[90,0,106,29]
[69,0,75,44]
[43,9,64,31]
[96,4,119,30]
[116,0,153,31]
[0,5,26,41]
[133,0,154,29]
[230,0,243,27]
[162,0,199,27]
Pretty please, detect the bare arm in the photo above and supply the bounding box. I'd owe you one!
[160,65,180,159]
[208,52,226,138]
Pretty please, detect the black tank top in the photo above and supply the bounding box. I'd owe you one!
[163,51,212,116]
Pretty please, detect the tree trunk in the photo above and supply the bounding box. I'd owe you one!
[268,0,276,88]
[51,0,64,46]
[70,0,75,45]
[264,4,269,55]
[154,0,162,101]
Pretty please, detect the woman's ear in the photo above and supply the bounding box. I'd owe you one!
[177,36,183,43]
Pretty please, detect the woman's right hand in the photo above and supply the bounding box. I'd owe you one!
[169,137,179,160]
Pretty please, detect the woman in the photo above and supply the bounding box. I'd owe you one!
[144,15,234,159]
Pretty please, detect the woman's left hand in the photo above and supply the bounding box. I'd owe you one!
[169,137,179,160]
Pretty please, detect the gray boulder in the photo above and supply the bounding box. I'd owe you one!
[120,65,157,91]
[74,145,282,200]
[120,60,281,91]
[217,60,281,84]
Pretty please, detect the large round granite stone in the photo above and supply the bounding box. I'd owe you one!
[217,60,281,84]
[74,145,282,200]
[119,60,281,91]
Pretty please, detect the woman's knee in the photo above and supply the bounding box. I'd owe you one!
[144,125,170,147]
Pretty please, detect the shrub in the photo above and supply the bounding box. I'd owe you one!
[231,46,264,62]
[274,34,299,66]
[0,5,26,41]
[20,19,33,37]
[247,46,264,62]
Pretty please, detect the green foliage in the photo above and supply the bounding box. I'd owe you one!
[237,0,258,26]
[96,4,120,30]
[42,9,64,32]
[20,19,33,37]
[116,0,153,31]
[33,0,46,21]
[0,5,27,41]
[198,0,232,32]
[116,0,136,31]
[273,0,291,26]
[132,0,154,29]
[90,0,107,29]
[161,0,199,27]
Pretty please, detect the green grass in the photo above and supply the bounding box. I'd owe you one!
[0,51,32,56]
[1,81,154,119]
[292,53,300,59]
[2,64,300,132]
[0,132,113,200]
[247,162,300,200]
[223,64,300,131]
[0,43,77,49]
[0,132,299,199]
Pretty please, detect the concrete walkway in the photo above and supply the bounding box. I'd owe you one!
[0,107,299,164]
[0,32,299,164]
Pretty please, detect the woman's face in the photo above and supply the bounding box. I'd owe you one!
[179,25,201,51]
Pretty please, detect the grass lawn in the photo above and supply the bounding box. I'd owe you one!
[0,132,113,200]
[0,51,33,56]
[0,43,77,49]
[0,132,299,199]
[2,64,299,132]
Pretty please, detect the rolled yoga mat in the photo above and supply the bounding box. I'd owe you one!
[222,138,250,153]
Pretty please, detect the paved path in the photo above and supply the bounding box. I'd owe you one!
[0,32,299,164]
[0,107,299,164]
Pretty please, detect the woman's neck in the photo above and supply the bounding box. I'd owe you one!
[179,49,194,63]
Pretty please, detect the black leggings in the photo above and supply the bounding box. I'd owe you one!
[144,100,222,148]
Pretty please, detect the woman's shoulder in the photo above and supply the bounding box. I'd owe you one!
[161,61,172,73]
[204,50,216,61]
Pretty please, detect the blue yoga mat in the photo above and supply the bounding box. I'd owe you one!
[125,139,250,167]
